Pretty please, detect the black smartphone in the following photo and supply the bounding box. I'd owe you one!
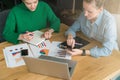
[21,49,28,56]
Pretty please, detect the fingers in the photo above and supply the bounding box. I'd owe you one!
[67,38,75,48]
[66,49,82,56]
[72,39,75,48]
[22,31,34,41]
[66,49,75,55]
[43,31,52,39]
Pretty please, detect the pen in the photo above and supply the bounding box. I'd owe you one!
[29,34,33,36]
[75,43,83,46]
[25,31,33,36]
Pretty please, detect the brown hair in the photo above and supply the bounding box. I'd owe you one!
[83,0,105,9]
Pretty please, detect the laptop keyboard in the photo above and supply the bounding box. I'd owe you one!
[39,55,75,73]
[39,55,70,63]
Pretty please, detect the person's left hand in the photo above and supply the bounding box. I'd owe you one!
[41,29,54,39]
[43,31,52,39]
[66,49,82,56]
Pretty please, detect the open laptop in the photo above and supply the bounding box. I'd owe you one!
[23,55,77,80]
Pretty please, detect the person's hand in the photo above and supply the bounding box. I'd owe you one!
[67,34,75,48]
[42,29,54,39]
[66,49,82,56]
[18,31,34,41]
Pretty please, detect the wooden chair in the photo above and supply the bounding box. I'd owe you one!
[112,14,120,50]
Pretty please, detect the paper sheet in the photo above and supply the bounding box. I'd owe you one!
[3,43,33,68]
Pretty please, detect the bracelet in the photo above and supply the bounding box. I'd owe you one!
[81,49,86,56]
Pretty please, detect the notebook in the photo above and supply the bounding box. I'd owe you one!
[22,30,45,46]
[23,55,77,80]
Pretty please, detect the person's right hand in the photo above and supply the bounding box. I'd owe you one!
[67,34,75,48]
[18,31,34,41]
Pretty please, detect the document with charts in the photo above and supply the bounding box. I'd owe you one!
[3,41,71,68]
[22,30,45,46]
[29,40,71,59]
[49,41,71,60]
[28,40,51,58]
[3,43,33,68]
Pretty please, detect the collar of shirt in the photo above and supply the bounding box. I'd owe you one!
[95,10,104,26]
[86,10,104,28]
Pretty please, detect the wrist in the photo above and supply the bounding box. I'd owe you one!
[18,34,24,40]
[68,34,73,39]
[81,49,90,56]
[86,50,90,56]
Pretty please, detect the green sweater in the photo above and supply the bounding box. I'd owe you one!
[3,1,60,44]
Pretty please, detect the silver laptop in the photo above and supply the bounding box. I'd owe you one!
[23,55,77,80]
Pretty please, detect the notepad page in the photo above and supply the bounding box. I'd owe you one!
[23,30,45,46]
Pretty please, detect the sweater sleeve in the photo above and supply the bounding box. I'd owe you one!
[46,4,60,32]
[3,10,20,44]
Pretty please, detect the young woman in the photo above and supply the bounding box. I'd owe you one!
[3,0,60,44]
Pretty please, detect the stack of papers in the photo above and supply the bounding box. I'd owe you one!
[3,40,71,68]
[29,40,71,59]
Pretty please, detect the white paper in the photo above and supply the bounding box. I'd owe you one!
[3,41,71,68]
[49,41,71,60]
[3,43,33,68]
[29,40,71,59]
[22,30,45,46]
[29,40,51,58]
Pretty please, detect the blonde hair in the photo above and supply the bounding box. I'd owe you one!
[83,0,105,9]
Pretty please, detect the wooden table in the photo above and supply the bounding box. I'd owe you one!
[0,24,120,80]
